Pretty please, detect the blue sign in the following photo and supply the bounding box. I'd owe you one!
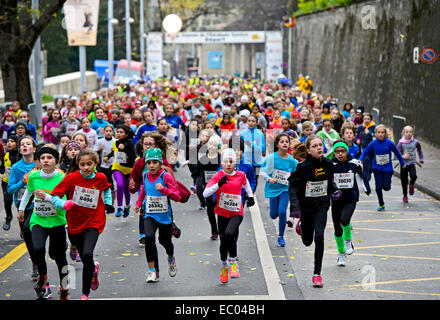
[208,51,223,69]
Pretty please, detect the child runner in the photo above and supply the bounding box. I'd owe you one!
[341,123,360,159]
[356,112,376,181]
[317,119,340,158]
[291,135,341,288]
[40,149,114,300]
[1,135,19,231]
[57,134,71,154]
[76,117,98,150]
[203,148,255,284]
[94,125,116,200]
[397,125,424,203]
[331,141,371,266]
[134,148,181,283]
[359,125,406,211]
[261,133,298,247]
[18,145,70,300]
[104,125,135,217]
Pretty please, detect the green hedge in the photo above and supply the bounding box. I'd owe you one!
[294,0,355,16]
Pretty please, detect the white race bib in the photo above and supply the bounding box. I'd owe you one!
[4,167,11,181]
[376,154,390,165]
[204,171,217,182]
[334,173,354,189]
[34,198,57,217]
[305,180,328,197]
[272,169,290,185]
[72,186,100,209]
[219,193,241,212]
[146,195,168,213]
[114,151,127,164]
[66,124,77,134]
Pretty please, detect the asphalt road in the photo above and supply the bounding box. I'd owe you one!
[1,168,439,300]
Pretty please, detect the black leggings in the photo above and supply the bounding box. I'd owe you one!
[99,167,114,191]
[32,225,68,285]
[217,215,243,262]
[300,206,328,275]
[195,175,206,207]
[68,228,99,296]
[2,181,13,220]
[252,166,261,191]
[19,208,36,265]
[400,164,417,197]
[331,201,356,238]
[144,217,174,266]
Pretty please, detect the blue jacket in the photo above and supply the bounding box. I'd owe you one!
[164,115,184,130]
[359,138,405,172]
[133,123,157,145]
[7,123,37,140]
[7,159,37,208]
[240,127,266,167]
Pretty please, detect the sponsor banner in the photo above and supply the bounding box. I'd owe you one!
[165,31,265,44]
[147,33,163,80]
[265,31,283,81]
[64,0,100,46]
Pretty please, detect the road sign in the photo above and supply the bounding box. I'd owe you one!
[420,48,438,64]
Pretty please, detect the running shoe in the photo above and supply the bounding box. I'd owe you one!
[42,283,52,299]
[295,219,302,236]
[31,264,38,281]
[199,205,206,210]
[337,253,346,266]
[34,275,47,298]
[409,185,415,195]
[138,234,146,245]
[168,257,177,277]
[80,294,89,300]
[278,236,286,247]
[403,196,408,203]
[190,185,196,194]
[345,240,355,255]
[2,218,11,231]
[123,206,130,218]
[146,270,158,283]
[312,274,323,288]
[286,217,294,228]
[229,262,240,278]
[75,252,82,262]
[220,265,229,283]
[210,234,219,240]
[59,288,69,301]
[69,247,77,261]
[90,262,100,291]
[377,205,385,212]
[115,208,122,217]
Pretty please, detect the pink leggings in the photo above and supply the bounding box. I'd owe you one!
[113,171,131,207]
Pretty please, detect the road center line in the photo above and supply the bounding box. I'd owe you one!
[0,243,27,274]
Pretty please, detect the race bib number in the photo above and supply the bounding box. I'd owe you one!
[219,193,241,212]
[272,169,290,185]
[17,187,26,201]
[115,151,127,164]
[4,167,11,180]
[146,196,168,213]
[305,180,328,197]
[72,186,100,209]
[66,124,77,134]
[376,154,389,165]
[334,173,354,189]
[204,171,217,182]
[406,150,416,159]
[34,198,57,217]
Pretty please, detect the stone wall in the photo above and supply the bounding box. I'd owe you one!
[289,0,440,146]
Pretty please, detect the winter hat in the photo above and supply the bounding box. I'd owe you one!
[36,146,60,162]
[221,148,237,163]
[145,147,163,163]
[15,120,28,130]
[239,110,250,118]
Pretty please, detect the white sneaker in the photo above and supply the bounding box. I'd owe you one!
[337,253,346,266]
[146,270,158,283]
[168,258,177,277]
[345,240,354,255]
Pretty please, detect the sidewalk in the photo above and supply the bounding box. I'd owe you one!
[392,138,440,200]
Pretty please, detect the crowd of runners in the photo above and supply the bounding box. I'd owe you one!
[0,73,424,299]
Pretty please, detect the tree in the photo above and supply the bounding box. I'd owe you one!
[0,0,66,109]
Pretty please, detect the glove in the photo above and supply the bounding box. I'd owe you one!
[63,200,75,210]
[217,176,229,188]
[332,190,342,201]
[105,204,115,214]
[247,197,255,207]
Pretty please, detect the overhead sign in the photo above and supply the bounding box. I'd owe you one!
[265,31,283,81]
[165,31,265,44]
[63,0,100,46]
[208,51,223,69]
[146,33,163,80]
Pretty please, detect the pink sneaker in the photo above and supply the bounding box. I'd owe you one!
[403,196,408,203]
[312,274,323,288]
[409,185,415,195]
[90,262,100,291]
[80,294,89,300]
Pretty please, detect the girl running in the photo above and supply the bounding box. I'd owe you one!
[341,123,360,159]
[331,141,371,266]
[18,145,70,300]
[359,125,406,211]
[397,126,424,203]
[1,135,19,231]
[261,133,298,247]
[94,125,116,198]
[291,135,341,288]
[104,125,135,217]
[317,119,340,158]
[203,148,255,284]
[42,108,62,145]
[76,117,98,150]
[134,148,181,283]
[39,149,114,300]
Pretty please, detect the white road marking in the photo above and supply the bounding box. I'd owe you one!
[96,295,271,300]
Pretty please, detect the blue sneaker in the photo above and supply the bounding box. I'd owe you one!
[123,206,130,218]
[377,205,385,212]
[115,208,122,217]
[278,236,286,247]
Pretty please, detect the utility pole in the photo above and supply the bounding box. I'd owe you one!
[140,0,145,76]
[126,0,131,75]
[32,0,42,126]
[108,0,114,88]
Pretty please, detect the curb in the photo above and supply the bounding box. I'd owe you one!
[393,170,440,201]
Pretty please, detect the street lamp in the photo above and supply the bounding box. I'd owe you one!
[162,14,182,77]
[108,0,118,89]
[125,0,135,79]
